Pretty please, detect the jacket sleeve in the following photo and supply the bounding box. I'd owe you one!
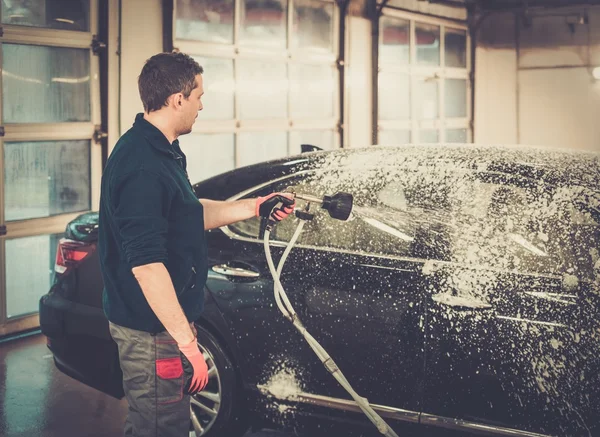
[111,169,172,268]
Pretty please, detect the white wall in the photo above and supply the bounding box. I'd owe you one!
[518,68,600,151]
[474,12,518,145]
[475,7,600,152]
[119,0,163,139]
[346,14,373,148]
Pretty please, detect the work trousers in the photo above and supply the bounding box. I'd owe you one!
[109,322,191,437]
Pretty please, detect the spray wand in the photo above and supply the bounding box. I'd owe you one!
[262,190,400,437]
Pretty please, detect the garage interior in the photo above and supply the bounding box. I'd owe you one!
[0,0,599,436]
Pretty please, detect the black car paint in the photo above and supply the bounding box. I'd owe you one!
[207,233,425,409]
[422,268,582,435]
[39,147,600,437]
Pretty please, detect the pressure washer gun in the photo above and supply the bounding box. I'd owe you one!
[291,191,354,221]
[259,190,354,236]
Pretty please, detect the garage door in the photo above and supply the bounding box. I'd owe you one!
[0,0,102,336]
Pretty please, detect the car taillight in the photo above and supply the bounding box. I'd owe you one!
[55,238,96,275]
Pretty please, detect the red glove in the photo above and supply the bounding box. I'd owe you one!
[255,193,295,222]
[178,338,208,395]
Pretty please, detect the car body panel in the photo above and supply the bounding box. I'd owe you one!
[207,237,426,411]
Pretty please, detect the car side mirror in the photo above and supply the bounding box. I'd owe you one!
[301,144,323,153]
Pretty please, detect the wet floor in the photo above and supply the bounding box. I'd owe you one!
[0,333,297,437]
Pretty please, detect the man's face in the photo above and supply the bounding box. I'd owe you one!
[179,74,204,135]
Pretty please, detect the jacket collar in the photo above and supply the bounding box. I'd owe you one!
[133,113,182,159]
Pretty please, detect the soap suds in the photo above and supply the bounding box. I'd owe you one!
[257,358,305,423]
[260,365,302,401]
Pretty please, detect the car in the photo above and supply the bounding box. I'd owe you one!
[40,144,600,437]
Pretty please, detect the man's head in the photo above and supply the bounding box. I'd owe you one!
[138,52,204,137]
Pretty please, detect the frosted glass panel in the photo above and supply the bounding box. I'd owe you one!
[378,72,410,120]
[241,0,287,47]
[3,44,91,123]
[292,0,334,52]
[175,0,234,44]
[379,17,410,65]
[445,79,467,118]
[378,130,411,146]
[238,59,287,119]
[416,22,440,66]
[290,64,334,119]
[420,129,439,143]
[2,0,89,31]
[445,28,467,68]
[238,132,287,167]
[6,234,61,318]
[415,77,438,120]
[179,133,235,183]
[446,128,468,143]
[193,57,234,120]
[289,130,334,155]
[4,141,91,221]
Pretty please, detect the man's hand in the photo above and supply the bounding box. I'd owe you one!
[256,193,295,222]
[178,338,208,395]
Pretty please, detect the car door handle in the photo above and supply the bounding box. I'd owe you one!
[431,293,493,310]
[211,263,260,279]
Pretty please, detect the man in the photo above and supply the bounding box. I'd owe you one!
[98,52,295,437]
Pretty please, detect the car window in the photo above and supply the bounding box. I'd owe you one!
[227,171,453,260]
[450,173,600,281]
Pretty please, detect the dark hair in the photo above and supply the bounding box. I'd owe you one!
[138,52,204,112]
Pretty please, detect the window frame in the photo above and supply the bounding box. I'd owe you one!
[375,8,472,145]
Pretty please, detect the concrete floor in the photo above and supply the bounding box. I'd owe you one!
[0,333,296,437]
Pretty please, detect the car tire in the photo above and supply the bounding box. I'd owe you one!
[190,323,249,437]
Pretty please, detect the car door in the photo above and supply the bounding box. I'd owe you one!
[420,170,600,436]
[205,171,427,430]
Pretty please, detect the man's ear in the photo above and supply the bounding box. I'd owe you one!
[167,93,183,109]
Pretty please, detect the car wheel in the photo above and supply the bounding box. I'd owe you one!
[189,323,248,437]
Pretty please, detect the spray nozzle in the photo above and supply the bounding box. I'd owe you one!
[291,191,353,221]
